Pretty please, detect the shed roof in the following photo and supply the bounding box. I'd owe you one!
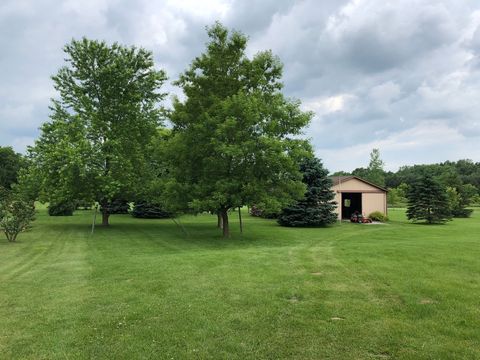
[330,176,388,192]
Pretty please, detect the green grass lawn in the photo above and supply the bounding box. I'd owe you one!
[0,206,479,359]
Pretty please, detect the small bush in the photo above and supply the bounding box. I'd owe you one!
[452,208,473,218]
[369,211,388,222]
[131,202,172,219]
[249,205,278,219]
[101,199,130,215]
[75,200,93,210]
[48,201,75,216]
[0,198,35,242]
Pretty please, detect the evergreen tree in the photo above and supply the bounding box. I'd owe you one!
[406,174,451,224]
[278,158,337,227]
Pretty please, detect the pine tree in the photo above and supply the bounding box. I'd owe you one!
[278,158,337,227]
[406,174,451,224]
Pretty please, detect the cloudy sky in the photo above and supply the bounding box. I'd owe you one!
[1,0,480,172]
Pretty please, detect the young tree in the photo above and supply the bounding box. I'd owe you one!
[387,183,408,207]
[448,184,475,218]
[0,191,35,242]
[406,174,451,224]
[278,157,337,227]
[164,23,312,237]
[365,148,385,187]
[28,39,167,225]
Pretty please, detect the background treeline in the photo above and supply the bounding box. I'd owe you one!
[333,155,480,211]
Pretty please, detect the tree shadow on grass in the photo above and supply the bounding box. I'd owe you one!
[41,217,294,252]
[409,222,449,226]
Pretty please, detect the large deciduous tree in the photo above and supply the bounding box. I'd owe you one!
[164,23,312,237]
[28,38,167,225]
[406,174,451,224]
[278,157,337,227]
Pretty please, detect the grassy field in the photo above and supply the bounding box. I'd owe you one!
[0,206,479,359]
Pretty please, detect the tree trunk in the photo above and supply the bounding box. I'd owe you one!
[238,207,243,234]
[217,212,223,228]
[221,209,229,238]
[101,208,110,226]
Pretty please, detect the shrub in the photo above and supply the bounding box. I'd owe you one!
[131,202,172,219]
[0,198,35,242]
[48,201,75,216]
[100,199,130,215]
[249,205,278,219]
[368,211,388,222]
[75,200,93,210]
[451,208,473,218]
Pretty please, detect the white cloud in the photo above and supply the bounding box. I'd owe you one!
[317,121,477,172]
[303,94,355,115]
[0,0,479,172]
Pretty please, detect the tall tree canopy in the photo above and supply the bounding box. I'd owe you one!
[278,157,337,227]
[164,23,312,237]
[28,38,167,225]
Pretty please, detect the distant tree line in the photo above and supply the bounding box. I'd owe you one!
[332,149,479,221]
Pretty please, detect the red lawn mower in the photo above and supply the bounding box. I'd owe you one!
[350,211,372,223]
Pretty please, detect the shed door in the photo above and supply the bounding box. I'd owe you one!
[341,193,362,219]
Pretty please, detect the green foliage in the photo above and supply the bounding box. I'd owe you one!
[75,200,93,210]
[458,184,477,205]
[368,211,388,222]
[387,184,408,207]
[100,199,130,215]
[446,187,460,211]
[406,174,452,224]
[48,201,76,216]
[163,22,312,236]
[0,146,25,189]
[471,194,480,206]
[0,193,35,242]
[27,38,167,226]
[249,205,279,219]
[447,186,474,218]
[131,202,172,219]
[278,157,337,227]
[385,159,480,193]
[351,149,386,187]
[330,170,351,177]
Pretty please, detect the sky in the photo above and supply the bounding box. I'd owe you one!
[1,0,480,172]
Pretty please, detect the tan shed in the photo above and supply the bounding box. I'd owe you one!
[330,176,388,220]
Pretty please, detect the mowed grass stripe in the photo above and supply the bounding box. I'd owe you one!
[0,208,479,359]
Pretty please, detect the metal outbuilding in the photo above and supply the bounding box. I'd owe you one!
[331,176,388,220]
